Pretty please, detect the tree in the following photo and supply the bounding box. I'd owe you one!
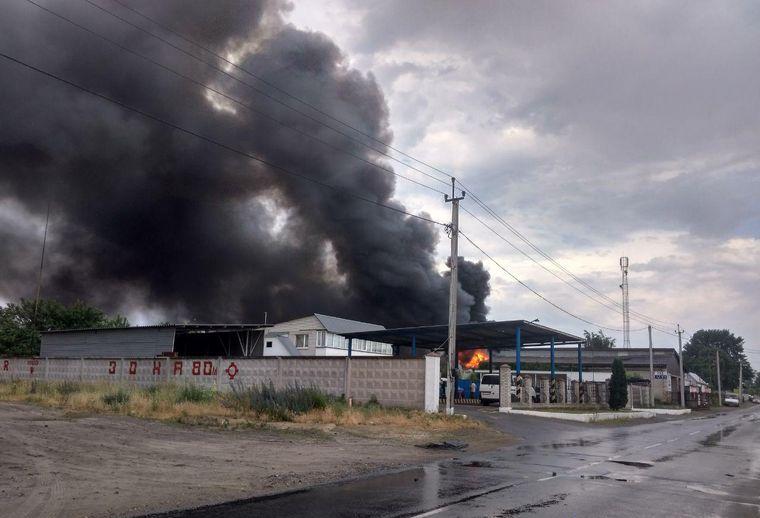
[584,329,615,349]
[608,358,628,410]
[0,298,128,356]
[683,329,754,392]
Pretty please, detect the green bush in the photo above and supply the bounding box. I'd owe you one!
[176,384,215,404]
[56,380,81,396]
[102,388,130,408]
[224,382,329,421]
[609,358,628,410]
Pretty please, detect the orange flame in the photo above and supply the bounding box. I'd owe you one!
[460,349,488,369]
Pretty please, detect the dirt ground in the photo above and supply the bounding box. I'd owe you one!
[0,402,508,518]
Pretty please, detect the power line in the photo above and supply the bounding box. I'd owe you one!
[459,230,626,333]
[79,0,453,190]
[0,50,445,229]
[461,204,670,327]
[82,0,680,332]
[21,0,448,198]
[462,192,677,329]
[107,0,455,186]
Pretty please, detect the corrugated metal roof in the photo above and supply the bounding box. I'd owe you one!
[313,314,385,335]
[41,323,270,334]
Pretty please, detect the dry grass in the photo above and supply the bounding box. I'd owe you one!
[0,380,480,435]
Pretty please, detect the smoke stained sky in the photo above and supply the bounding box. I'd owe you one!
[0,0,489,327]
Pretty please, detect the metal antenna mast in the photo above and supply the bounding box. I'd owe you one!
[445,178,465,415]
[619,257,630,348]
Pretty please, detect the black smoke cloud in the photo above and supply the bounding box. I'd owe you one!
[0,0,489,326]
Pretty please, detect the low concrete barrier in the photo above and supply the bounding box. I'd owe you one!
[503,409,656,422]
[0,355,440,412]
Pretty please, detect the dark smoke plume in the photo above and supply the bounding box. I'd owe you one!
[0,0,490,326]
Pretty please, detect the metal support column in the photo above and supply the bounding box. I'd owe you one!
[515,326,522,374]
[348,337,353,358]
[550,336,556,380]
[577,342,583,383]
[488,348,493,373]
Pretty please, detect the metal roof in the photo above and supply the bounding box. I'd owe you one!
[313,314,385,334]
[342,320,583,350]
[41,323,270,334]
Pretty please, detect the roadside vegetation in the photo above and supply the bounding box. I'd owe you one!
[0,380,479,435]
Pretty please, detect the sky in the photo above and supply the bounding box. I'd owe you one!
[285,1,760,368]
[0,1,758,369]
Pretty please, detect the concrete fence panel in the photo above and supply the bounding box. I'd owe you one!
[0,356,435,411]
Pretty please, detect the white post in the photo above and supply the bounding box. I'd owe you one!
[716,349,722,406]
[424,354,441,413]
[678,324,685,408]
[499,364,512,413]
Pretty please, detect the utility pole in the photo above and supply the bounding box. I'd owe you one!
[716,349,722,406]
[444,177,465,416]
[677,324,685,408]
[31,201,51,348]
[648,325,654,407]
[739,361,743,405]
[620,257,630,348]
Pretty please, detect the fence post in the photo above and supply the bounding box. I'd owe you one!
[216,357,223,389]
[119,358,124,382]
[498,364,512,413]
[44,357,49,381]
[165,357,170,383]
[79,357,84,382]
[277,357,283,389]
[424,354,441,413]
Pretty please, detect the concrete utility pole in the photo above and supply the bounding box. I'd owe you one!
[444,178,465,416]
[716,349,722,406]
[739,361,743,404]
[648,325,654,407]
[677,324,685,408]
[31,201,51,347]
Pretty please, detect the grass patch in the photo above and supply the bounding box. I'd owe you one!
[0,380,481,436]
[102,388,130,408]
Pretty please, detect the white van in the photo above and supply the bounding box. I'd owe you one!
[479,373,500,405]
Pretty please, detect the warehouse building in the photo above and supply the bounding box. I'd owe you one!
[39,314,394,358]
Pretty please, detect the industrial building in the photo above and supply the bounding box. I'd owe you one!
[39,314,393,359]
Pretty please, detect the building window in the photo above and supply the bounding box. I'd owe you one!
[295,334,309,349]
[265,341,273,348]
[317,331,326,347]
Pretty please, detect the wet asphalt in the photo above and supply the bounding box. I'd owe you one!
[146,405,760,518]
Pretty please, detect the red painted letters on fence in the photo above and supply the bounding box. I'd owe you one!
[192,361,201,375]
[203,361,213,376]
[153,360,161,375]
[3,360,9,371]
[173,361,183,375]
[108,361,117,374]
[129,361,137,375]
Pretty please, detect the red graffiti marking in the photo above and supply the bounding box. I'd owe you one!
[173,361,183,375]
[108,360,117,374]
[129,361,137,375]
[225,362,238,380]
[29,366,35,375]
[27,359,39,366]
[203,361,213,376]
[192,361,201,375]
[152,360,161,375]
[2,360,8,371]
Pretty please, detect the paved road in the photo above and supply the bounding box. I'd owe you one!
[148,406,760,517]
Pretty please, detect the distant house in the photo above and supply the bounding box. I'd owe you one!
[263,314,393,357]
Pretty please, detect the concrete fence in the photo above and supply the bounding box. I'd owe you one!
[0,355,441,412]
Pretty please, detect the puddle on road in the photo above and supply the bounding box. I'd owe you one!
[543,438,602,449]
[581,474,629,482]
[699,425,737,447]
[496,493,568,516]
[609,460,654,469]
[456,460,494,468]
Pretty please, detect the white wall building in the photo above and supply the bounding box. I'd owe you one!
[263,314,393,357]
